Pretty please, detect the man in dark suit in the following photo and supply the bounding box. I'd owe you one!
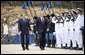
[18,14,31,50]
[36,12,47,50]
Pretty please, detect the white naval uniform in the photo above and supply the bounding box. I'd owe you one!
[74,14,84,48]
[3,24,8,35]
[52,16,61,48]
[59,18,64,47]
[64,17,71,47]
[56,20,62,48]
[80,14,84,27]
[63,17,69,47]
[69,17,76,47]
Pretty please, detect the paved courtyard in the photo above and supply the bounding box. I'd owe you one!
[1,44,84,54]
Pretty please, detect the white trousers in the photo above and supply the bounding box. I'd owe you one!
[66,30,71,47]
[69,29,76,47]
[55,24,62,48]
[55,31,62,48]
[75,28,83,48]
[62,28,68,47]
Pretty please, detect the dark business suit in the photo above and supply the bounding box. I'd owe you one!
[18,18,31,49]
[36,17,47,50]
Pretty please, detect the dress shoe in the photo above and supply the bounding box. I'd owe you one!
[62,46,66,49]
[26,48,29,50]
[65,47,71,49]
[77,48,83,50]
[52,46,55,48]
[23,48,25,51]
[41,48,45,50]
[41,47,45,50]
[70,47,77,50]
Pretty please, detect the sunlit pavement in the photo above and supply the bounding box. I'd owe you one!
[1,44,84,54]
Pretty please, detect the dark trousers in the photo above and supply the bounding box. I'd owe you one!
[21,33,29,49]
[52,35,56,47]
[39,32,46,49]
[36,34,39,45]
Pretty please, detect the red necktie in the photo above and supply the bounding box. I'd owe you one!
[42,18,44,24]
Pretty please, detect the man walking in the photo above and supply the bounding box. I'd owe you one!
[18,13,31,50]
[36,12,47,50]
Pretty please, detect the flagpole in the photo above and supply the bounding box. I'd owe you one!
[28,1,33,18]
[31,1,37,16]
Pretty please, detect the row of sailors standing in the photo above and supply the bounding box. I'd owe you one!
[52,8,84,50]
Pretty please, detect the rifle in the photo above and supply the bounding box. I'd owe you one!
[31,1,37,16]
[69,9,76,22]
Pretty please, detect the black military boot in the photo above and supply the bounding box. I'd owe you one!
[77,48,83,50]
[70,47,77,50]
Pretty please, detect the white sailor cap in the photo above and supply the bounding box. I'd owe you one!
[71,9,75,11]
[77,8,82,11]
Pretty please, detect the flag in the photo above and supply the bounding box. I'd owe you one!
[22,2,24,9]
[48,2,51,9]
[57,1,60,7]
[25,1,27,7]
[41,3,44,11]
[29,1,32,7]
[45,2,48,10]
